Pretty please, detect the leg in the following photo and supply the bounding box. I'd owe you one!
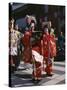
[45,58,53,76]
[32,61,42,81]
[13,55,20,71]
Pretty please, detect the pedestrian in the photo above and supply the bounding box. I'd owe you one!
[41,26,53,76]
[50,28,56,57]
[58,31,65,51]
[49,28,56,74]
[22,30,32,63]
[22,15,33,63]
[9,18,22,72]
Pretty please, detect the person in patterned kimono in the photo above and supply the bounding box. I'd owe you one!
[49,28,56,73]
[50,28,56,57]
[41,26,53,76]
[22,30,32,63]
[22,15,36,63]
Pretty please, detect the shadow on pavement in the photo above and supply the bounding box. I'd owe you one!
[14,73,32,78]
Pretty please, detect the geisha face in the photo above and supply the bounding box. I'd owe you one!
[26,17,31,25]
[25,31,30,35]
[44,28,49,34]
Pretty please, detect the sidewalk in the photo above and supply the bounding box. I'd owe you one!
[11,61,65,87]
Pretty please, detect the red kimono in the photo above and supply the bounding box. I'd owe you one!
[32,44,42,80]
[42,33,51,58]
[32,60,41,80]
[50,34,56,57]
[22,30,32,63]
[42,33,52,75]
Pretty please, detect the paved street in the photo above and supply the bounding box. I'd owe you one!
[11,61,65,87]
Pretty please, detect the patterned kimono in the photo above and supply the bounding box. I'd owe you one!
[42,33,52,75]
[42,33,51,58]
[50,34,56,57]
[22,30,32,63]
[32,45,43,80]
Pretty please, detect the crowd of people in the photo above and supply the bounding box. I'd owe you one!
[9,15,64,82]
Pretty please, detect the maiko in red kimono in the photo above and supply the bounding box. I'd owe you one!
[42,33,53,75]
[42,33,51,58]
[22,30,32,63]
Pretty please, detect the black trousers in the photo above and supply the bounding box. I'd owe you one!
[9,55,20,87]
